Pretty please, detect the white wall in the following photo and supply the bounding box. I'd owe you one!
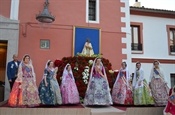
[130,15,175,87]
[130,15,175,59]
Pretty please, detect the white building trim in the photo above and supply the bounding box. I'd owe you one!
[86,0,100,24]
[10,0,20,20]
[120,0,132,71]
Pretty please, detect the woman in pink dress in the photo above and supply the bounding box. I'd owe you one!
[164,86,175,115]
[61,64,80,104]
[112,62,133,105]
[8,54,41,107]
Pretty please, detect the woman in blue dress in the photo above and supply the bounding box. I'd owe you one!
[38,60,62,105]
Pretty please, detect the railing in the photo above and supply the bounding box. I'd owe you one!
[131,43,142,51]
[170,45,175,52]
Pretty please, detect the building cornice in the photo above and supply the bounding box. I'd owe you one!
[130,6,175,19]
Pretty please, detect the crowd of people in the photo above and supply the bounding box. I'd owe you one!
[7,54,175,115]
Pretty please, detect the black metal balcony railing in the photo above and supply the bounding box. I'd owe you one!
[170,45,175,52]
[131,43,143,51]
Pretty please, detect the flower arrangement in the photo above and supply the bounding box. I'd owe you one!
[76,52,102,58]
[82,66,90,84]
[54,56,117,98]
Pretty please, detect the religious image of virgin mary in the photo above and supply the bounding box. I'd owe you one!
[81,39,94,56]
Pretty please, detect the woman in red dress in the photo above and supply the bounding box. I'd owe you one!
[164,86,175,115]
[8,54,41,107]
[112,62,133,105]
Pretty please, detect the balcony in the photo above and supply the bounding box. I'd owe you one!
[131,43,142,51]
[170,45,175,52]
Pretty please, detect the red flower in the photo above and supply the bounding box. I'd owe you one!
[54,56,116,98]
[54,59,62,67]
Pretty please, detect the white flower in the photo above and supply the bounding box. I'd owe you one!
[86,73,89,77]
[82,72,86,76]
[83,80,88,84]
[83,75,87,79]
[74,67,79,71]
[85,76,88,79]
[88,60,93,65]
[85,66,89,69]
[84,69,89,73]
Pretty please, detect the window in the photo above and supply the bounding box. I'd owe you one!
[170,74,175,88]
[169,29,175,53]
[131,25,142,51]
[86,0,99,23]
[40,40,50,49]
[167,25,175,55]
[89,0,96,21]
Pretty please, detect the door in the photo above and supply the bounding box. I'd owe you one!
[0,40,7,101]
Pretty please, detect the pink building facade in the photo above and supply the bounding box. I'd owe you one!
[0,0,130,99]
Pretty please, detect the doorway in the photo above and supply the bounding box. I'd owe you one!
[0,40,7,101]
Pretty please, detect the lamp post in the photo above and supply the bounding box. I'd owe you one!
[36,0,55,23]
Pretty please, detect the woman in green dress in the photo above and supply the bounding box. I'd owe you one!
[132,62,154,105]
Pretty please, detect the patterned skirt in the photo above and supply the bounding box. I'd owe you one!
[38,78,62,105]
[133,80,155,105]
[8,77,41,107]
[61,77,79,104]
[150,77,169,106]
[112,78,133,105]
[84,76,112,105]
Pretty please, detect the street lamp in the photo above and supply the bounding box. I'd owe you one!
[36,0,55,23]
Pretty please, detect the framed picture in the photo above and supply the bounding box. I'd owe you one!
[73,26,101,56]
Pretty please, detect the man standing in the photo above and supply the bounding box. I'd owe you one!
[7,54,20,90]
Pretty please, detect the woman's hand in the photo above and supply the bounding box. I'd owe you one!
[138,80,142,86]
[16,77,22,83]
[99,71,106,79]
[45,82,48,86]
[149,82,151,88]
[53,75,57,80]
[55,67,58,71]
[19,84,22,89]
